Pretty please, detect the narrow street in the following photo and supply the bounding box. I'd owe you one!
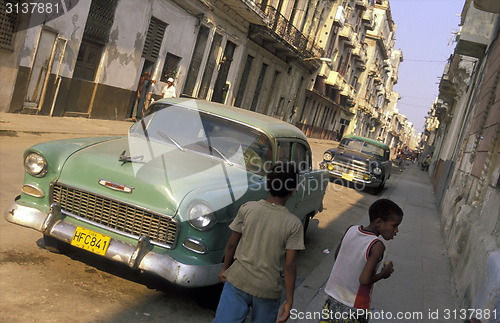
[0,114,418,322]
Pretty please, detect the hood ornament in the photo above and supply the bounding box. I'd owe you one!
[98,179,134,193]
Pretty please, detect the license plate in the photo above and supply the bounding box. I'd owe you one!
[342,173,354,181]
[71,226,111,256]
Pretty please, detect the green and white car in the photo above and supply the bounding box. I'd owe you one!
[5,99,328,287]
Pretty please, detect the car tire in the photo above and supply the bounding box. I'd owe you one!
[43,235,70,254]
[303,214,311,238]
[373,177,386,194]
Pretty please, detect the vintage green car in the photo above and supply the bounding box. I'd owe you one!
[5,98,327,287]
[319,134,392,192]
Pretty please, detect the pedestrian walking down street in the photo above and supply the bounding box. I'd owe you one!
[162,77,177,98]
[320,199,404,323]
[213,162,305,323]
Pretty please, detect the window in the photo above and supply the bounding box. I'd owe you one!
[73,38,103,81]
[143,17,167,62]
[278,141,292,163]
[295,143,310,171]
[183,26,210,97]
[250,63,267,111]
[161,53,181,82]
[0,0,19,51]
[84,0,118,42]
[277,140,311,171]
[73,0,118,80]
[199,33,223,99]
[235,55,254,107]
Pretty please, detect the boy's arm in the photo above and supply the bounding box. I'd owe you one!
[219,231,242,283]
[359,241,394,285]
[277,249,298,323]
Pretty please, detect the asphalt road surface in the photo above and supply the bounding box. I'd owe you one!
[0,130,404,322]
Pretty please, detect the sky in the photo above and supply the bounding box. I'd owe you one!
[389,0,465,135]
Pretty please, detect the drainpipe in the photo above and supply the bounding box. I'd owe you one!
[49,38,67,117]
[37,36,59,114]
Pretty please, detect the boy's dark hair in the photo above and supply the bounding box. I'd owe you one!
[369,198,403,222]
[267,162,298,198]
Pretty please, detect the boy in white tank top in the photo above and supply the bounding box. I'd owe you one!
[321,199,403,323]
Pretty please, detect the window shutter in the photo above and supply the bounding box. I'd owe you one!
[142,17,167,61]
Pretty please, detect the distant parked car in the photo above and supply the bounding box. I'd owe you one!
[5,98,327,287]
[319,134,392,192]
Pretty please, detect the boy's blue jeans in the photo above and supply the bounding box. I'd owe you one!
[213,281,280,323]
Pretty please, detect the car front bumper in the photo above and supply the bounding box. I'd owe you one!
[319,162,382,188]
[4,199,221,287]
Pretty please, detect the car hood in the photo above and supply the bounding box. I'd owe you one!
[56,137,250,217]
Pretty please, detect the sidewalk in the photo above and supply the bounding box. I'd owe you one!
[290,164,460,323]
[0,112,131,135]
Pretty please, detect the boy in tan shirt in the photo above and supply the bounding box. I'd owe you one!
[213,162,305,323]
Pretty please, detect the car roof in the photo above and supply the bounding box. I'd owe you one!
[343,134,389,149]
[154,98,308,141]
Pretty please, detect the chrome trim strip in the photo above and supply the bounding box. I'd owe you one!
[98,179,134,193]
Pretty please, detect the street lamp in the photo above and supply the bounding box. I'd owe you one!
[303,57,332,62]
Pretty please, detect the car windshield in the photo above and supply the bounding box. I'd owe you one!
[129,103,273,174]
[340,138,385,159]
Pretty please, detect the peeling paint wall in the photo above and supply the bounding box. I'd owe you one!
[19,0,90,77]
[439,24,500,317]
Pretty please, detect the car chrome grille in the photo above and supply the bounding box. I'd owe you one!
[52,184,177,247]
[332,162,367,178]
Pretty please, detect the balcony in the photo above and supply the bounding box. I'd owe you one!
[362,9,374,31]
[215,0,268,25]
[455,5,497,58]
[325,71,346,90]
[248,6,323,67]
[352,43,367,63]
[339,24,355,48]
[355,0,368,10]
[341,83,356,100]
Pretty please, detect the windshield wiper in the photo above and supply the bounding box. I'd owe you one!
[157,131,185,151]
[119,151,145,163]
[212,147,234,166]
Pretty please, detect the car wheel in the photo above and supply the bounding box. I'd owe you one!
[373,177,386,194]
[303,214,311,238]
[43,235,70,254]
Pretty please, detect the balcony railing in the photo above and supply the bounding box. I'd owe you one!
[263,6,323,59]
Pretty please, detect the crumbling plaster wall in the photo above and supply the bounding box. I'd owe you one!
[440,28,500,316]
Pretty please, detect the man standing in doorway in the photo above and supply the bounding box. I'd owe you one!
[162,77,177,98]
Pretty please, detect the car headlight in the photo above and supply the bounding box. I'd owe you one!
[24,152,48,177]
[188,202,216,231]
[323,152,333,161]
[373,167,382,175]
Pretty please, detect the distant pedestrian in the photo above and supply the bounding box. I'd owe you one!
[162,77,177,98]
[213,162,304,323]
[320,199,404,323]
[132,71,155,120]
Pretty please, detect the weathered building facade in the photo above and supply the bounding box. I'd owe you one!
[423,0,500,314]
[0,0,415,149]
